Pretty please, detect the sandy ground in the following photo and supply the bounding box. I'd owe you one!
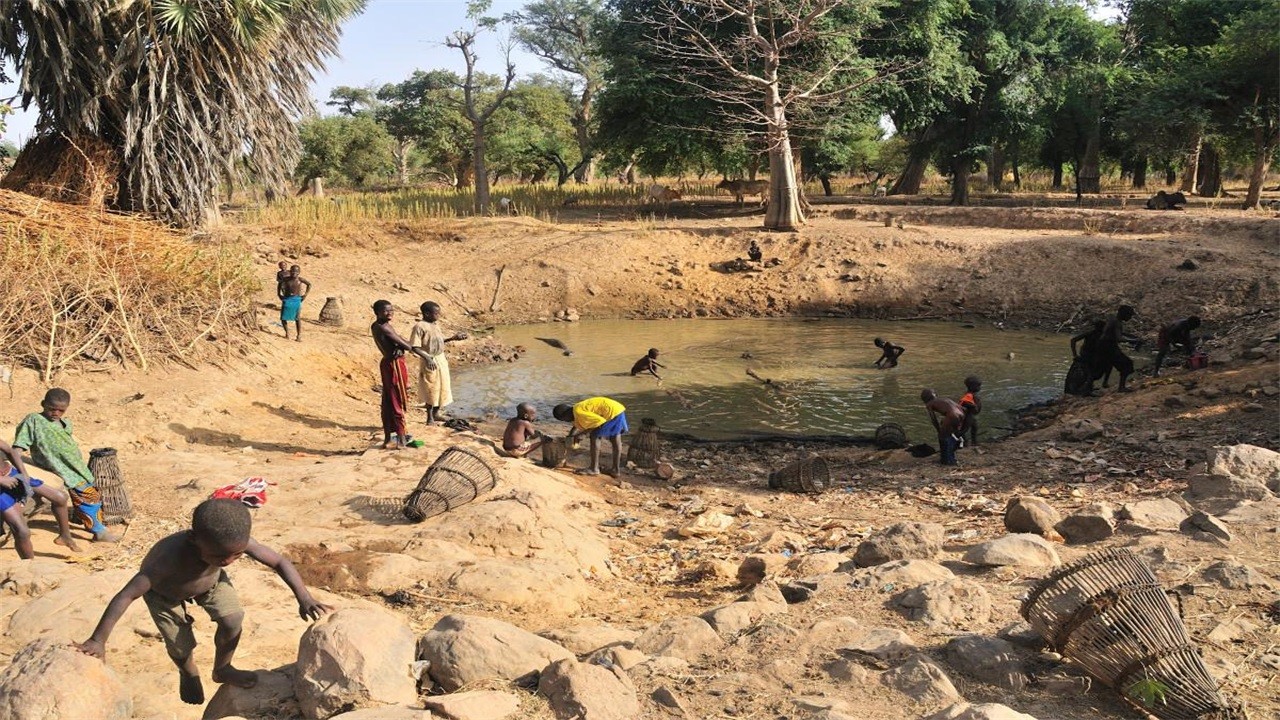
[0,200,1277,720]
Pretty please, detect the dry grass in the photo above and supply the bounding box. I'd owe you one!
[0,190,257,381]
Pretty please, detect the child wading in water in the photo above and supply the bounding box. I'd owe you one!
[502,403,546,458]
[629,348,665,379]
[77,499,332,705]
[874,337,905,368]
[959,376,982,446]
[921,389,965,466]
[553,397,628,477]
[410,301,468,425]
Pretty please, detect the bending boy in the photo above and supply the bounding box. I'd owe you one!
[630,348,665,380]
[13,388,119,542]
[77,499,332,705]
[1153,316,1200,377]
[553,397,628,477]
[921,389,965,466]
[874,338,905,368]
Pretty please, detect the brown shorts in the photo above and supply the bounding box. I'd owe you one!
[143,570,243,660]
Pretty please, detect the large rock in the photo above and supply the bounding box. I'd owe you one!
[1003,497,1062,538]
[424,690,522,720]
[853,522,944,567]
[1206,444,1280,493]
[6,569,143,645]
[701,601,787,636]
[1059,419,1104,442]
[928,702,1039,720]
[0,558,87,597]
[0,639,131,720]
[1180,511,1232,542]
[633,616,723,661]
[203,670,297,720]
[849,559,954,590]
[1119,498,1189,532]
[736,553,788,586]
[539,624,638,656]
[944,635,1027,690]
[1054,503,1117,544]
[881,655,960,706]
[418,614,574,692]
[837,626,917,665]
[962,534,1060,568]
[892,578,992,629]
[1202,560,1275,590]
[295,608,419,719]
[446,560,592,615]
[788,552,850,576]
[538,658,639,720]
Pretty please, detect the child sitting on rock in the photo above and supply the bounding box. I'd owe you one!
[77,499,332,705]
[502,403,546,458]
[0,438,81,558]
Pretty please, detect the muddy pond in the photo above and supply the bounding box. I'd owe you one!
[453,318,1070,443]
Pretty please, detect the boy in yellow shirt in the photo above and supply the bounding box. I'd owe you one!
[553,397,627,477]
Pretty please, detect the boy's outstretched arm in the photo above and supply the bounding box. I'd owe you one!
[78,573,152,658]
[246,540,333,621]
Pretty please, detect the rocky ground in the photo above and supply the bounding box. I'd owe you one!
[0,197,1277,720]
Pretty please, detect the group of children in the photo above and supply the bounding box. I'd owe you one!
[1065,305,1202,396]
[370,300,469,449]
[921,376,983,466]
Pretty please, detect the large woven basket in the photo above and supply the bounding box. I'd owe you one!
[88,447,133,524]
[874,423,909,449]
[1021,548,1237,720]
[767,455,830,494]
[402,446,497,523]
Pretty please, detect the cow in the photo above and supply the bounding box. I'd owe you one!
[1145,190,1187,210]
[717,178,769,205]
[647,184,682,204]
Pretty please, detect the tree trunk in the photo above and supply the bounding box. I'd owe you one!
[890,137,932,195]
[1164,163,1177,186]
[1078,120,1102,194]
[949,153,970,205]
[1179,135,1202,193]
[747,154,761,182]
[820,175,832,196]
[763,87,803,231]
[572,84,596,184]
[394,138,413,186]
[1196,142,1222,197]
[1051,161,1064,190]
[1132,156,1148,189]
[1243,125,1274,209]
[987,144,1006,190]
[471,127,490,213]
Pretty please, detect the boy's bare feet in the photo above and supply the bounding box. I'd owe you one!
[93,529,121,543]
[578,468,600,476]
[55,534,82,552]
[212,665,258,689]
[178,670,205,705]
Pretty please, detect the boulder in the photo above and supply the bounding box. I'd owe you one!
[853,522,944,567]
[1060,419,1104,442]
[1202,560,1274,590]
[447,560,592,615]
[203,670,297,720]
[780,574,850,603]
[837,627,917,665]
[737,579,787,605]
[962,534,1060,568]
[848,559,954,590]
[1054,503,1117,544]
[1119,498,1189,532]
[1180,511,1232,542]
[996,621,1042,648]
[892,578,992,629]
[1206,444,1280,493]
[787,552,849,576]
[538,624,638,656]
[928,702,1039,720]
[0,639,131,720]
[295,608,419,719]
[881,655,960,706]
[6,569,142,645]
[418,614,574,692]
[701,601,787,636]
[538,658,639,720]
[677,511,734,538]
[1003,497,1062,538]
[736,553,788,586]
[328,710,432,719]
[944,635,1027,690]
[423,690,522,720]
[633,616,723,661]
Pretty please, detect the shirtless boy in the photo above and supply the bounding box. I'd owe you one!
[630,348,665,379]
[921,389,965,466]
[958,376,982,447]
[502,403,546,458]
[77,499,332,705]
[371,300,434,449]
[0,438,80,558]
[278,265,311,341]
[874,338,905,368]
[1153,316,1201,377]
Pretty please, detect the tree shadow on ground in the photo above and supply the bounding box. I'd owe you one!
[251,401,379,433]
[167,423,361,457]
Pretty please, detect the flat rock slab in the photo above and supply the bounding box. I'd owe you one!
[1004,497,1061,537]
[424,690,522,720]
[1054,503,1117,545]
[1119,498,1190,532]
[881,655,960,707]
[701,600,788,636]
[848,559,954,591]
[0,639,132,720]
[539,624,638,656]
[944,635,1027,690]
[418,614,574,692]
[296,608,419,719]
[928,702,1039,720]
[634,616,723,661]
[854,522,944,567]
[837,626,917,665]
[963,534,1060,568]
[893,578,992,629]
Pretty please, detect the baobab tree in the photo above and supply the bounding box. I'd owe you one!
[445,27,516,214]
[643,0,894,231]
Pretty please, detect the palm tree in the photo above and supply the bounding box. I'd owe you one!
[0,0,365,227]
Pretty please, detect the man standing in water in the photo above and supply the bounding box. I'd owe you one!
[1098,305,1137,392]
[370,300,433,450]
[921,389,965,466]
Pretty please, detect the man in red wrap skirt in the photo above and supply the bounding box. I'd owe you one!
[370,300,433,449]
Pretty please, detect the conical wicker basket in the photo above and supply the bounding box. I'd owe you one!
[402,446,497,523]
[874,423,909,449]
[626,418,661,469]
[1021,548,1238,720]
[541,437,569,468]
[88,447,133,524]
[767,456,830,494]
[318,297,344,327]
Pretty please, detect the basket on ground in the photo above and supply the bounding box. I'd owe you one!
[874,423,909,450]
[541,437,569,468]
[88,447,133,524]
[1021,548,1237,720]
[626,418,661,468]
[402,446,497,523]
[768,455,830,494]
[318,297,344,327]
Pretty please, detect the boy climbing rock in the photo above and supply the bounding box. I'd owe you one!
[77,499,332,705]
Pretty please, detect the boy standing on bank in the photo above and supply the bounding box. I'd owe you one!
[921,389,965,466]
[77,499,332,705]
[13,388,119,542]
[553,397,628,477]
[410,301,468,424]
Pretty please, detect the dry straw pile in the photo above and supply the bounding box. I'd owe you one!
[0,190,256,381]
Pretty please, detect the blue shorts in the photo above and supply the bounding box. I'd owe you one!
[592,412,629,439]
[0,468,43,513]
[281,295,303,322]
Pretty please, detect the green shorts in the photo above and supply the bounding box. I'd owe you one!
[143,570,243,660]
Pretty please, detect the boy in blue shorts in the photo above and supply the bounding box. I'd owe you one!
[553,397,628,477]
[1,438,81,558]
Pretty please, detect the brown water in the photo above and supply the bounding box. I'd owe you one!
[452,318,1070,442]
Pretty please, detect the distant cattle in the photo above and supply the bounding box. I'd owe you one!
[647,184,682,204]
[717,178,769,205]
[873,185,887,197]
[1146,190,1187,210]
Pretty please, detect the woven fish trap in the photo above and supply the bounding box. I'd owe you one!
[318,297,344,327]
[1021,548,1236,720]
[767,455,830,494]
[541,437,569,468]
[402,446,497,523]
[88,447,133,524]
[874,423,909,450]
[626,418,661,469]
